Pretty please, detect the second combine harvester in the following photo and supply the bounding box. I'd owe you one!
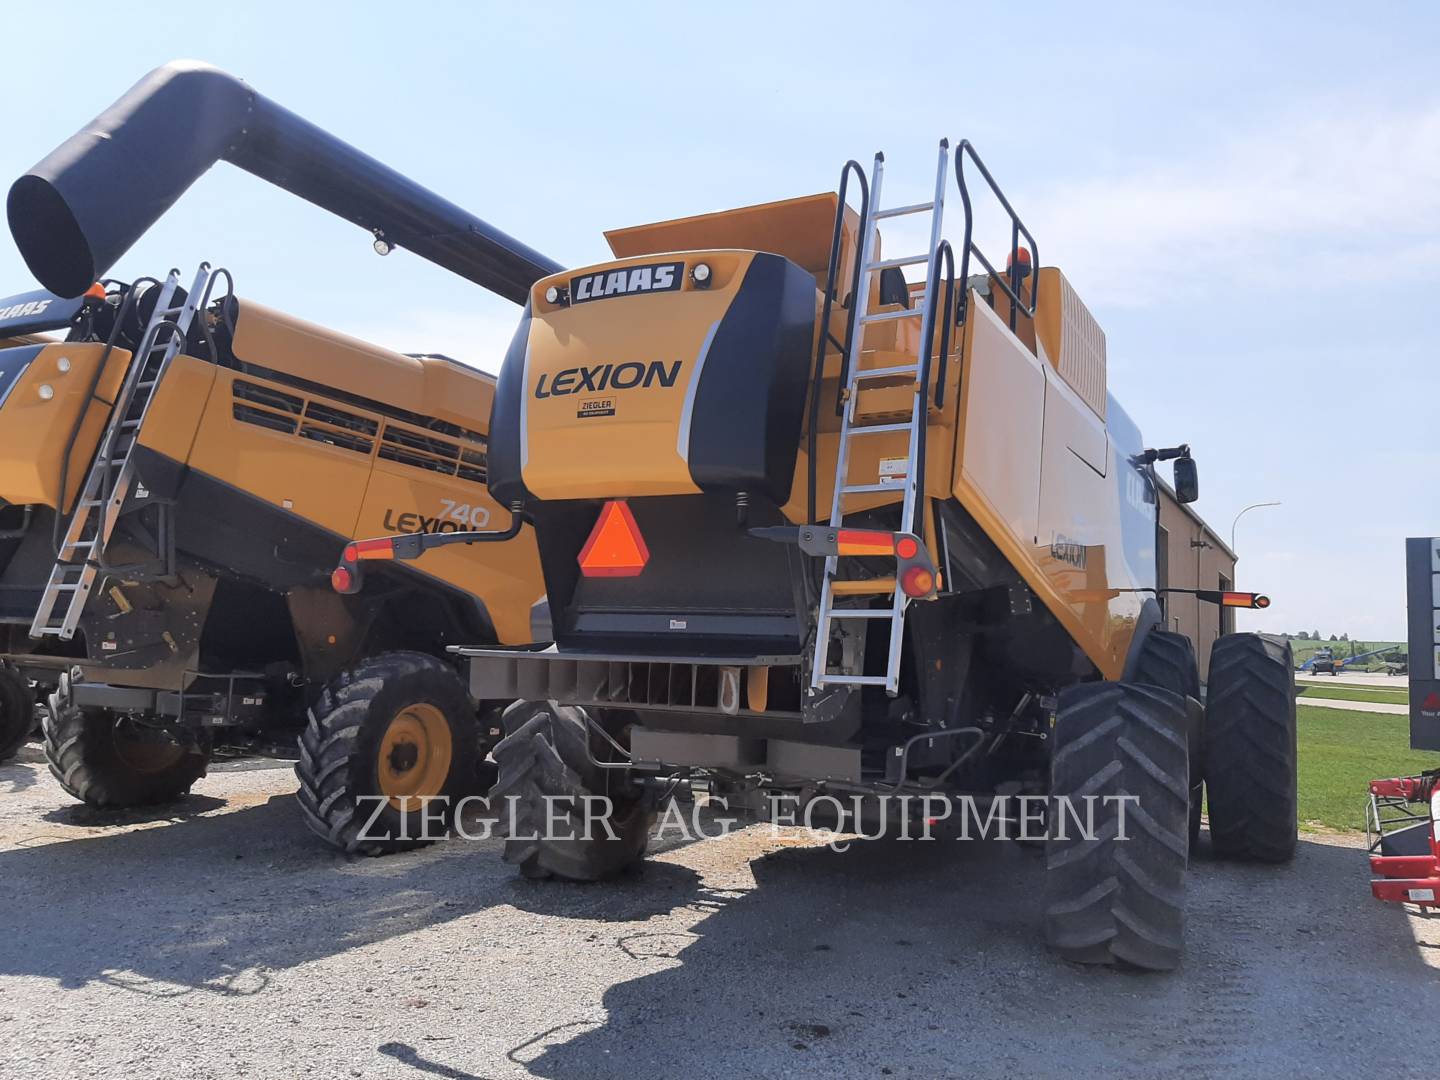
[1,62,553,851]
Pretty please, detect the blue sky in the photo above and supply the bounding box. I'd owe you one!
[0,1,1433,639]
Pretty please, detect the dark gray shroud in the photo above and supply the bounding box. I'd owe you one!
[7,60,560,302]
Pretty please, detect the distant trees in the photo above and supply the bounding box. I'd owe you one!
[1296,631,1309,640]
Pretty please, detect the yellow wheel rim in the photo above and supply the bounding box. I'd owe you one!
[377,703,453,811]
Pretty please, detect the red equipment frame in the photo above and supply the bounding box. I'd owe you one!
[1367,772,1440,907]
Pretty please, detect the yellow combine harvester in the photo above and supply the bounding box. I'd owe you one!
[347,140,1299,969]
[0,63,551,852]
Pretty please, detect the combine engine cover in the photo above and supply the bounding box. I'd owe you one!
[487,251,817,655]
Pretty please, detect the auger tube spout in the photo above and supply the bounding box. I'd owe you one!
[7,60,561,301]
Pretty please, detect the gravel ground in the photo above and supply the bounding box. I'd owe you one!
[0,740,1437,1080]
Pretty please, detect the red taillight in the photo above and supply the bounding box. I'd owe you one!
[331,565,354,593]
[578,500,650,578]
[835,528,897,557]
[901,565,935,598]
[894,535,919,560]
[1221,591,1269,609]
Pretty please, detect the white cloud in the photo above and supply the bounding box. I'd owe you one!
[1021,98,1440,306]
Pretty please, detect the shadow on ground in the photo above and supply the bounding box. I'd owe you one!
[0,788,703,999]
[506,831,1437,1079]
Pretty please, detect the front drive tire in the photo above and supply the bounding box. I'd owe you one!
[0,664,33,763]
[296,651,479,856]
[1044,681,1190,971]
[43,679,211,808]
[1204,633,1298,863]
[490,700,653,881]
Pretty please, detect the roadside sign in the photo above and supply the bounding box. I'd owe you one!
[1405,537,1440,750]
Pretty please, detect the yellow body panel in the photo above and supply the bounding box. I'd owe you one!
[0,342,130,510]
[521,253,755,500]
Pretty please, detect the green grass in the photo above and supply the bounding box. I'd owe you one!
[1296,705,1436,831]
[1296,684,1410,706]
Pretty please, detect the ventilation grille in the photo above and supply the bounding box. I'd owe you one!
[379,426,487,483]
[230,378,486,481]
[1057,275,1106,419]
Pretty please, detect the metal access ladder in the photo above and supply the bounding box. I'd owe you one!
[810,142,951,696]
[30,264,213,641]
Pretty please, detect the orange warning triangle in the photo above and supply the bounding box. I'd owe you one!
[578,500,650,578]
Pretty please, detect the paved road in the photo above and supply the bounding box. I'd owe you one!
[0,742,1437,1080]
[1297,695,1408,715]
[1296,672,1409,688]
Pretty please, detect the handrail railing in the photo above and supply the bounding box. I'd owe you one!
[912,238,954,535]
[807,159,869,525]
[954,140,1039,333]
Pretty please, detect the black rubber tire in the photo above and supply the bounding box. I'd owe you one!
[0,665,32,763]
[43,688,211,807]
[490,700,653,881]
[1044,681,1189,971]
[296,651,479,856]
[1129,629,1203,851]
[1204,633,1298,863]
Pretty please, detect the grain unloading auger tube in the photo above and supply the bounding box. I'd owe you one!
[8,60,560,301]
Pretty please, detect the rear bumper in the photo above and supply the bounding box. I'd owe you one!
[455,645,802,719]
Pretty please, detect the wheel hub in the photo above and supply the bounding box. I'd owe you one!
[377,703,453,810]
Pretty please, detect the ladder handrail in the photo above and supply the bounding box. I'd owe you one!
[807,159,869,525]
[954,140,1040,333]
[31,263,213,640]
[912,238,955,535]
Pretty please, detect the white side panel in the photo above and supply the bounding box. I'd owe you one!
[960,301,1045,545]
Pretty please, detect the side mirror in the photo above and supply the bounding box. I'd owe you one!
[1173,456,1199,504]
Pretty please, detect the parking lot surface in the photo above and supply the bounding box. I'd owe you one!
[0,743,1436,1079]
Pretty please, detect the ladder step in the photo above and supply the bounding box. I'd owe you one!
[818,674,891,687]
[867,254,929,271]
[851,364,918,380]
[830,578,897,596]
[874,201,934,220]
[840,483,906,495]
[828,609,893,619]
[859,308,923,324]
[844,422,911,436]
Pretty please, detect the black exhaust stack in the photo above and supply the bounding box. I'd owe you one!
[7,60,561,302]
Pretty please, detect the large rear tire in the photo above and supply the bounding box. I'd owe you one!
[1129,629,1203,850]
[1044,681,1189,971]
[490,700,653,881]
[43,680,211,807]
[295,651,479,856]
[0,664,33,763]
[1204,633,1298,863]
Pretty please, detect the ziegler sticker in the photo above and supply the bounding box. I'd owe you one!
[570,261,683,304]
[578,397,616,419]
